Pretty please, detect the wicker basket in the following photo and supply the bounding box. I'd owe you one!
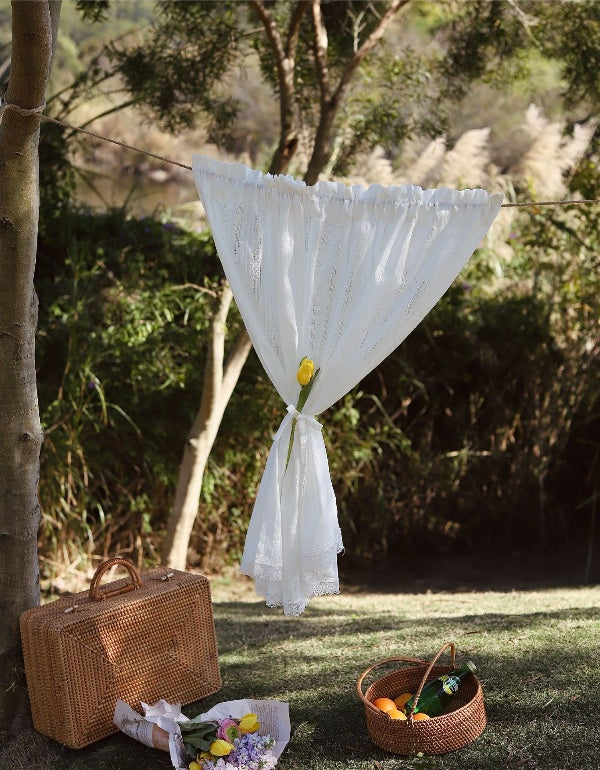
[356,642,486,755]
[20,558,221,748]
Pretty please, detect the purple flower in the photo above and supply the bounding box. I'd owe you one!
[199,733,277,770]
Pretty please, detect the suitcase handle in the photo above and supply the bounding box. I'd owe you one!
[89,557,143,601]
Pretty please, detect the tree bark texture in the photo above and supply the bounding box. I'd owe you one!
[250,0,309,176]
[304,0,409,185]
[162,286,253,570]
[0,0,60,734]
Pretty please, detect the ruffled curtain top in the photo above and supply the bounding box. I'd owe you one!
[193,155,502,615]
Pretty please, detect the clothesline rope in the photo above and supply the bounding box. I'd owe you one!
[2,104,599,209]
[41,111,194,172]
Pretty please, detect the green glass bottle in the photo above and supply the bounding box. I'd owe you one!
[404,660,477,717]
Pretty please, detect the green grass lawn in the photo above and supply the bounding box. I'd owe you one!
[3,573,599,770]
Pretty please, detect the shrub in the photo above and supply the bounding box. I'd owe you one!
[35,199,599,584]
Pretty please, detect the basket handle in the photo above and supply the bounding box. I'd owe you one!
[407,641,456,718]
[89,557,143,601]
[356,655,431,716]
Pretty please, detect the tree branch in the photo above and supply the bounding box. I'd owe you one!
[79,99,137,129]
[286,0,310,59]
[334,0,409,102]
[304,0,409,184]
[6,0,53,112]
[311,0,331,104]
[49,0,62,60]
[251,0,309,174]
[249,0,286,63]
[203,283,234,414]
[222,328,253,400]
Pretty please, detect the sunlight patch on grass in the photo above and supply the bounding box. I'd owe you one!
[3,580,598,770]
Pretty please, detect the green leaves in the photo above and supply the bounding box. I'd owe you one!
[75,0,110,24]
[35,209,222,586]
[179,718,218,755]
[107,1,244,133]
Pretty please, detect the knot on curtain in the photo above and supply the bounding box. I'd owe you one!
[273,405,322,442]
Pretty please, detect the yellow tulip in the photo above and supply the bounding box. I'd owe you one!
[210,739,235,756]
[189,762,202,770]
[296,357,314,386]
[239,713,260,734]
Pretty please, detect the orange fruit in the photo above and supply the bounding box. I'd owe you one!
[387,708,407,720]
[373,697,397,713]
[412,712,430,721]
[393,692,412,711]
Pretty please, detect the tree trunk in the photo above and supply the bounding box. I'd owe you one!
[268,56,300,176]
[0,0,61,735]
[162,0,405,571]
[161,286,252,569]
[250,0,308,176]
[304,0,408,185]
[162,4,310,572]
[304,98,339,185]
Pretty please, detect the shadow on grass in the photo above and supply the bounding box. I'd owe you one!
[211,600,600,655]
[2,604,598,770]
[201,602,600,768]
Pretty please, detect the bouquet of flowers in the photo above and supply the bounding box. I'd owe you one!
[114,697,289,770]
[181,712,277,770]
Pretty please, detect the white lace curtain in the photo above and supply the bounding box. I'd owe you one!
[193,155,502,615]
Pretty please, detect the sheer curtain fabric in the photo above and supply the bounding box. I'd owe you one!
[192,155,502,615]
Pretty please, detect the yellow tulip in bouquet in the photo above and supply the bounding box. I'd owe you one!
[115,697,289,770]
[182,712,276,770]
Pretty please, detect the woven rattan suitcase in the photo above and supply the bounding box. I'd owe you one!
[20,558,221,748]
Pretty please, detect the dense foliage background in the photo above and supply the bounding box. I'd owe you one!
[34,195,599,588]
[19,0,599,589]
